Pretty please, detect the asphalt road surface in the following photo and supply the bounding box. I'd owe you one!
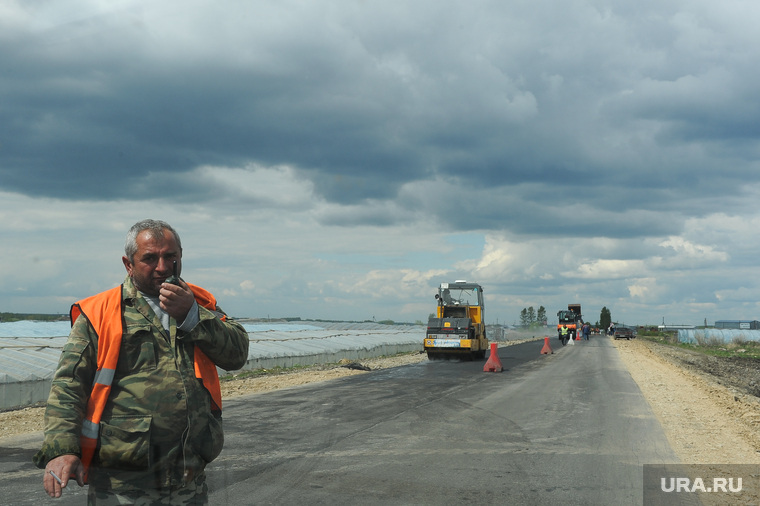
[1,337,678,505]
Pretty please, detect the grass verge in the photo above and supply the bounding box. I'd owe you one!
[638,330,760,360]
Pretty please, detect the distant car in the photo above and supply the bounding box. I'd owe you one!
[613,326,635,340]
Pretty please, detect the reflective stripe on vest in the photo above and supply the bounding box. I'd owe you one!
[70,283,223,479]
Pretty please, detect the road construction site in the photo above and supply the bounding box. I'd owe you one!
[4,322,760,504]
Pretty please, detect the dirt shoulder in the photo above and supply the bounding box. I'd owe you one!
[613,336,760,464]
[5,337,760,468]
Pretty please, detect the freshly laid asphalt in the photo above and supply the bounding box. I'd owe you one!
[0,337,678,505]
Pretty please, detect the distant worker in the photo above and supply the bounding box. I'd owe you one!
[559,324,570,346]
[442,288,453,305]
[582,323,591,340]
[33,219,250,504]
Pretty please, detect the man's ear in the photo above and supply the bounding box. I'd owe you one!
[122,256,133,276]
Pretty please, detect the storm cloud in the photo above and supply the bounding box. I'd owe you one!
[1,0,759,326]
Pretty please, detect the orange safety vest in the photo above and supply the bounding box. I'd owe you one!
[70,283,224,478]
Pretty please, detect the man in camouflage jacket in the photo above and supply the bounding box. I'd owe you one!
[33,220,249,504]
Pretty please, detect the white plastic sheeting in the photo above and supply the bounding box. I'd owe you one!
[0,320,424,410]
[241,322,424,371]
[678,328,760,344]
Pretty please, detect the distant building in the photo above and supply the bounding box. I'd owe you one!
[715,320,760,330]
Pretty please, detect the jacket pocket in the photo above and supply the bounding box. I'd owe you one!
[117,325,157,373]
[97,415,152,471]
[195,412,224,463]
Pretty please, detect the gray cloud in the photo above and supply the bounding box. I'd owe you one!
[2,0,760,325]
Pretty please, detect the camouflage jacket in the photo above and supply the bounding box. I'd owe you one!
[33,276,249,491]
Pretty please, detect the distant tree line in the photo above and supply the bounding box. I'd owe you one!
[516,306,613,330]
[0,312,68,322]
[519,306,547,328]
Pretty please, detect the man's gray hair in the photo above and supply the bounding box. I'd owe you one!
[124,219,182,262]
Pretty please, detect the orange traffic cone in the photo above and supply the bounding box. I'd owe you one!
[540,336,553,354]
[483,342,503,372]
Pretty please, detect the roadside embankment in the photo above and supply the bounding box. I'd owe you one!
[613,336,760,465]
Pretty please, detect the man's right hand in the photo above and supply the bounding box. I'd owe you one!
[44,454,85,498]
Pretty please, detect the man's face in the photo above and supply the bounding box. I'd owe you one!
[122,229,182,296]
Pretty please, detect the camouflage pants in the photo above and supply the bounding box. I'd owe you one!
[87,473,208,505]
